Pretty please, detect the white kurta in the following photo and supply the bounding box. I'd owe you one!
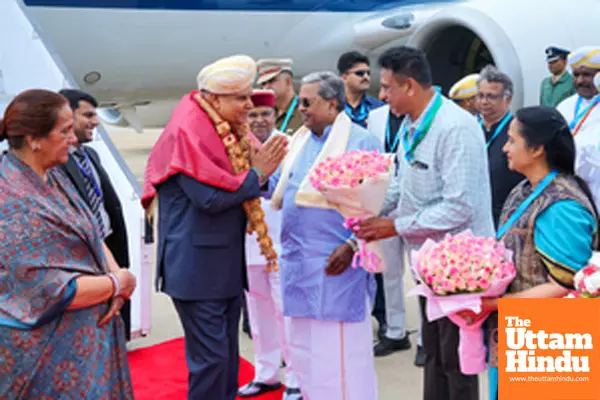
[245,136,298,388]
[557,94,600,208]
[367,105,415,343]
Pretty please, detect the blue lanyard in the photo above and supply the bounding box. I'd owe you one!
[401,92,442,162]
[570,96,600,129]
[345,100,369,123]
[280,95,298,133]
[481,112,512,148]
[73,151,103,200]
[496,170,558,239]
[385,116,401,153]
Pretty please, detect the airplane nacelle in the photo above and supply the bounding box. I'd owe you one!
[97,105,145,134]
[24,0,600,131]
[401,0,600,109]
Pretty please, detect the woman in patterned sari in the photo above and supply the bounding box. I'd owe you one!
[458,106,599,400]
[0,90,137,399]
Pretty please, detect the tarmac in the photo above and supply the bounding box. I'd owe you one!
[106,126,490,400]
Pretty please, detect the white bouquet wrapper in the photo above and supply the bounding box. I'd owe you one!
[319,172,392,273]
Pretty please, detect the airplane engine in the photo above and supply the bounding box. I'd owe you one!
[97,104,145,133]
[380,0,600,109]
[97,107,128,127]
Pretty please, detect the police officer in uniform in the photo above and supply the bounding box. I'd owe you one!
[257,58,304,135]
[540,46,576,107]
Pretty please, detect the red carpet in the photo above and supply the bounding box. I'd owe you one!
[127,337,284,400]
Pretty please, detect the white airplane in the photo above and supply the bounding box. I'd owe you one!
[23,0,600,132]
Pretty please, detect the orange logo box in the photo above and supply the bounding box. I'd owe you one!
[498,298,600,400]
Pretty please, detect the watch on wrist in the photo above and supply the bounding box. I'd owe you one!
[345,238,359,252]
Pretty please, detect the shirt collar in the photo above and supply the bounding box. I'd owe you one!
[578,93,600,105]
[69,145,82,155]
[483,111,511,132]
[347,94,381,110]
[405,93,438,129]
[552,70,569,85]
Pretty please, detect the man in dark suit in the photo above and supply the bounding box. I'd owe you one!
[141,55,287,400]
[59,89,131,341]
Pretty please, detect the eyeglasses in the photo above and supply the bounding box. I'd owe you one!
[299,97,315,108]
[351,69,370,77]
[248,110,274,119]
[476,92,506,101]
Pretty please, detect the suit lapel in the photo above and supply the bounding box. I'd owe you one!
[64,156,89,203]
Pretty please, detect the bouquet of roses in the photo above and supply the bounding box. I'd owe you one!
[571,252,600,298]
[309,150,394,273]
[408,230,516,375]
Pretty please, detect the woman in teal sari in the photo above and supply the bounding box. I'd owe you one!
[0,90,137,398]
[458,106,599,400]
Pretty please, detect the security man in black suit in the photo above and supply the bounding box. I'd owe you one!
[59,89,131,340]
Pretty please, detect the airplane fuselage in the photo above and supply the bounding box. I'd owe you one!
[21,0,600,129]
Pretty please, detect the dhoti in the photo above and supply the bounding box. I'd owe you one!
[287,300,378,400]
[246,264,298,388]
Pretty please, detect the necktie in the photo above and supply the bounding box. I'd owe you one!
[73,149,107,238]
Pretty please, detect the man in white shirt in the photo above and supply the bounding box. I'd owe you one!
[367,103,423,364]
[557,46,600,137]
[557,46,600,207]
[238,89,300,400]
[355,45,494,400]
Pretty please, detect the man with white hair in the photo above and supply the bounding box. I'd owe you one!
[265,71,382,399]
[557,47,600,206]
[448,73,480,116]
[142,55,288,400]
[477,65,523,228]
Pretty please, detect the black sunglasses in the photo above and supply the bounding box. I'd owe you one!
[299,97,314,108]
[352,69,370,77]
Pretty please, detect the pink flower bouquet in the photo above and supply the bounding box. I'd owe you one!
[573,253,600,298]
[408,230,516,375]
[309,150,394,273]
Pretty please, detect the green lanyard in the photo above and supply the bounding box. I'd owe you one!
[401,93,443,163]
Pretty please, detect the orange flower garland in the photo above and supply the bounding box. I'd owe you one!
[193,93,278,272]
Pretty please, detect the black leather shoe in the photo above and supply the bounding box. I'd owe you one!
[377,323,388,341]
[242,317,252,340]
[374,335,411,357]
[238,381,282,398]
[414,345,426,367]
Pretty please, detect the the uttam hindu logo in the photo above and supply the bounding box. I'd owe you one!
[499,298,600,400]
[505,315,592,373]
